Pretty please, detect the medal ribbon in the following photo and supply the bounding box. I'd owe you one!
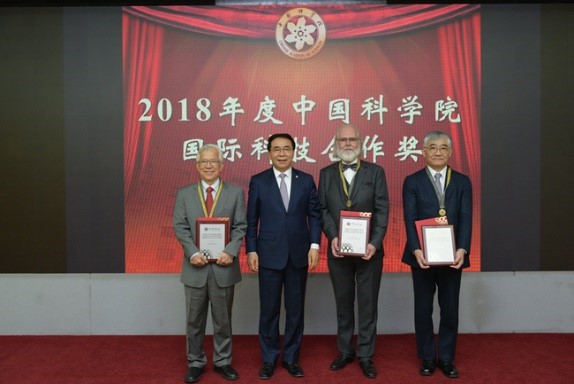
[426,167,451,214]
[339,159,361,207]
[198,180,223,217]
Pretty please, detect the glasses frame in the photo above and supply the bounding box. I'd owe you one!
[424,145,451,154]
[337,137,360,144]
[197,159,222,167]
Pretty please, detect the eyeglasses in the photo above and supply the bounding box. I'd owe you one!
[424,145,451,153]
[337,138,359,144]
[198,159,221,167]
[270,146,294,154]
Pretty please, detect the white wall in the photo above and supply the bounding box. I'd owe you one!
[1,272,573,335]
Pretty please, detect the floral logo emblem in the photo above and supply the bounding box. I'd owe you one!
[275,8,326,59]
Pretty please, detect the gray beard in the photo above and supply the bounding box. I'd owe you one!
[337,148,361,163]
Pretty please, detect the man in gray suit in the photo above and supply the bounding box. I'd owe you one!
[318,124,389,379]
[173,144,247,383]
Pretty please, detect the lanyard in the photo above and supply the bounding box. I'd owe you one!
[425,167,451,216]
[197,181,223,217]
[338,159,361,208]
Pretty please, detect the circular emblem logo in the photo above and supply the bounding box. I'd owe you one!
[275,8,326,59]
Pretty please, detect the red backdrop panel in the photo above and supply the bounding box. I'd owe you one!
[123,5,481,273]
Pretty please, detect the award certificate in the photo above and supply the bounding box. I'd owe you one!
[422,225,456,265]
[196,217,230,262]
[338,210,371,257]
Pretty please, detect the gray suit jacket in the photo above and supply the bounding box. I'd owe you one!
[318,160,390,259]
[173,180,247,288]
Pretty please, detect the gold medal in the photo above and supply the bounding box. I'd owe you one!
[346,200,352,208]
[439,208,446,216]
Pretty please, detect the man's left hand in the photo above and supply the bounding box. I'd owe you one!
[362,244,376,260]
[216,252,234,266]
[308,248,319,271]
[451,249,465,269]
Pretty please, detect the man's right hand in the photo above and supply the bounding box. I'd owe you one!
[413,249,430,269]
[331,237,343,258]
[190,253,208,267]
[247,252,259,272]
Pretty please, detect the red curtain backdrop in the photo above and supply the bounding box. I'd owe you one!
[122,4,481,273]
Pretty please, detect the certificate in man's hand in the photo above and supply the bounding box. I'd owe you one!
[196,217,230,263]
[421,225,456,265]
[415,216,449,253]
[338,210,371,257]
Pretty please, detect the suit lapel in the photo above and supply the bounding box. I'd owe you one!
[211,182,229,216]
[349,162,366,202]
[420,169,441,208]
[331,163,348,204]
[290,169,302,210]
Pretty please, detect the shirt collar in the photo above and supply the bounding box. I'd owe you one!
[273,167,292,179]
[427,166,447,178]
[201,178,220,192]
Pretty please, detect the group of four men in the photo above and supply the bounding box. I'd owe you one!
[173,124,473,382]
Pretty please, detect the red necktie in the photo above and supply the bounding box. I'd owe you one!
[205,186,214,215]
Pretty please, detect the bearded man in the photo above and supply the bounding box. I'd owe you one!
[317,124,390,379]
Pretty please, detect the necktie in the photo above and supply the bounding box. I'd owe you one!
[205,186,214,215]
[341,162,358,172]
[279,173,289,210]
[434,172,443,197]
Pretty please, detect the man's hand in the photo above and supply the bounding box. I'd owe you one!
[216,252,234,266]
[190,253,208,267]
[247,252,259,272]
[451,249,465,269]
[413,249,430,269]
[362,244,376,260]
[308,248,319,271]
[331,237,343,258]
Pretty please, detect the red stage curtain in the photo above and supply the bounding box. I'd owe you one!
[123,13,164,197]
[123,4,479,39]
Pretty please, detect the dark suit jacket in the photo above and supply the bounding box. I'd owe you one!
[401,166,472,268]
[246,167,321,270]
[318,160,389,258]
[173,181,247,287]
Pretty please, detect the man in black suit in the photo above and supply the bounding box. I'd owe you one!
[246,133,322,379]
[402,131,473,379]
[318,124,389,379]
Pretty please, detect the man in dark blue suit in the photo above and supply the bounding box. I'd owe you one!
[246,133,322,379]
[402,131,473,379]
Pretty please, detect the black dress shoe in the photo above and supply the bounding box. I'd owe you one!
[214,365,239,381]
[438,360,459,378]
[259,362,275,379]
[184,366,204,383]
[329,354,355,370]
[419,360,436,376]
[282,362,304,378]
[359,359,378,379]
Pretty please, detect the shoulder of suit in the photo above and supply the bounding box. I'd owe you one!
[292,168,313,178]
[320,162,339,172]
[359,160,384,171]
[448,168,471,182]
[402,169,425,183]
[410,168,428,177]
[178,183,198,192]
[251,168,273,180]
[221,181,243,191]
